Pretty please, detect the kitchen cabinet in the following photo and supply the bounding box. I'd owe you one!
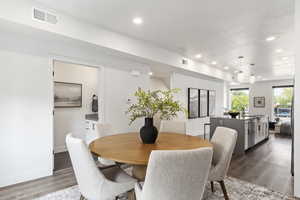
[210,115,269,156]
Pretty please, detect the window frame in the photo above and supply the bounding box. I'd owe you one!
[229,88,250,111]
[272,85,294,119]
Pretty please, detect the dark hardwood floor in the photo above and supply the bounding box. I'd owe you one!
[0,132,294,199]
[228,132,293,196]
[0,168,77,200]
[54,152,72,171]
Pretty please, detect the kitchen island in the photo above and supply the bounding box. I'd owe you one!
[210,115,269,156]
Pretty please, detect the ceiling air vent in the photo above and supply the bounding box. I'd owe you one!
[33,8,45,21]
[33,8,58,24]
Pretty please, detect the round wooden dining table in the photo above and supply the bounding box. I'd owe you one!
[90,132,213,180]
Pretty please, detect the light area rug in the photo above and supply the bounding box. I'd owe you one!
[34,177,295,200]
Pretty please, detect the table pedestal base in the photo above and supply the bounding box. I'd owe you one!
[132,165,147,181]
[128,190,136,200]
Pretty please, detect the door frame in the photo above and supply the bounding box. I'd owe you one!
[49,55,105,173]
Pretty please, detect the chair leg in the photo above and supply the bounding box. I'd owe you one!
[128,189,136,200]
[218,180,229,200]
[210,181,215,192]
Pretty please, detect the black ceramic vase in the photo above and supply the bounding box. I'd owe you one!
[228,112,240,119]
[139,118,158,144]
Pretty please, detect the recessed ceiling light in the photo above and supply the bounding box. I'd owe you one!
[133,17,143,25]
[282,57,288,60]
[195,54,202,59]
[148,71,153,76]
[224,66,229,70]
[276,49,283,53]
[211,61,217,65]
[266,36,276,41]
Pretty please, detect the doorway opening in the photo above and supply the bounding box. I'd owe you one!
[52,60,100,172]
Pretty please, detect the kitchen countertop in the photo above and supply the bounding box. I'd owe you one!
[85,113,98,121]
[211,115,266,120]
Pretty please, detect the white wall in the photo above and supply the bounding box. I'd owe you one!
[149,77,169,91]
[229,79,293,120]
[103,67,150,133]
[170,72,225,136]
[294,0,300,197]
[0,50,53,187]
[0,21,152,187]
[53,61,98,152]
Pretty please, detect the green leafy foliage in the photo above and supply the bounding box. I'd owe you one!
[126,88,186,125]
[274,87,293,107]
[231,91,249,112]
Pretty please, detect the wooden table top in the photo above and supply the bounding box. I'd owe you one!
[89,132,213,165]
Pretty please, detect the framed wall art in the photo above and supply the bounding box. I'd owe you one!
[54,82,82,108]
[208,90,216,116]
[254,96,265,108]
[188,88,199,119]
[200,89,208,117]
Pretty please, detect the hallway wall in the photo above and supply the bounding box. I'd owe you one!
[0,50,53,187]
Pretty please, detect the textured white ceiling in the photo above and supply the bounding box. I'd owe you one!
[36,0,295,80]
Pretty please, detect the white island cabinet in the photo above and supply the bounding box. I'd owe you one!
[210,115,269,156]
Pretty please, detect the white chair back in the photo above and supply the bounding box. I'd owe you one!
[66,134,105,199]
[159,120,186,134]
[95,123,117,166]
[209,127,238,181]
[96,123,114,138]
[141,148,213,200]
[86,123,114,145]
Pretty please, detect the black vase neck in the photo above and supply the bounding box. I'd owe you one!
[145,118,153,127]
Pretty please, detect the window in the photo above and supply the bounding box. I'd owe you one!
[230,88,250,112]
[272,85,293,119]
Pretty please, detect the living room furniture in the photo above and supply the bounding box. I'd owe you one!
[159,120,187,134]
[66,134,136,200]
[135,148,213,200]
[89,132,212,180]
[209,127,238,200]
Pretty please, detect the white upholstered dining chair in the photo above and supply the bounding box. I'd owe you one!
[95,123,117,166]
[134,147,213,200]
[86,123,116,166]
[66,133,136,200]
[209,127,238,200]
[159,120,186,134]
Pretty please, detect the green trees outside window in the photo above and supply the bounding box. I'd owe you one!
[230,89,249,112]
[273,87,293,118]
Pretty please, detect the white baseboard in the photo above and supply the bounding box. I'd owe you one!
[54,146,67,153]
[0,166,52,188]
